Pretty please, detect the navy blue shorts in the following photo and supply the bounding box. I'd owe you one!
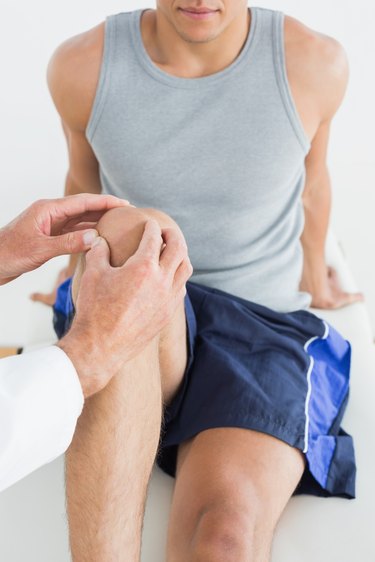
[54,278,356,499]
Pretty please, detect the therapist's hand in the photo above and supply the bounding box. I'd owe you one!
[0,194,129,285]
[58,219,193,397]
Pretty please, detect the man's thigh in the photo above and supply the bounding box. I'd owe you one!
[166,427,305,561]
[71,205,190,406]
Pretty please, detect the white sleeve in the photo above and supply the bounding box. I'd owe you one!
[0,346,84,492]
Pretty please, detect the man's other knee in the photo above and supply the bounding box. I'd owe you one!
[190,506,259,562]
[96,206,181,267]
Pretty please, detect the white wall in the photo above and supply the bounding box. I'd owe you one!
[0,0,374,345]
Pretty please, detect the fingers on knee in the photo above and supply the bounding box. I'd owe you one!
[96,206,177,266]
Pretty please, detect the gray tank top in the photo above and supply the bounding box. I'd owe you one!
[86,6,312,312]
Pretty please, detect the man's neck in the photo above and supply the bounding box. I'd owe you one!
[141,6,251,79]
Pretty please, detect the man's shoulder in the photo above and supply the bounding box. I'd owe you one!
[284,14,349,122]
[47,23,105,131]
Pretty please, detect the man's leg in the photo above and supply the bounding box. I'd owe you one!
[67,206,189,561]
[166,427,305,562]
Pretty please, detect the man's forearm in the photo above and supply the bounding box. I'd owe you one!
[300,168,331,291]
[299,167,363,308]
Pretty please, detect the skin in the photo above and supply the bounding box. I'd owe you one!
[0,194,128,285]
[0,196,192,398]
[43,2,360,560]
[66,206,191,560]
[71,206,190,403]
[60,217,192,398]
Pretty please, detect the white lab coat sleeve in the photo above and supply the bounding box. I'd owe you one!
[0,346,84,492]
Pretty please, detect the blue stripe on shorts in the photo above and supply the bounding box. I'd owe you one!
[303,324,355,495]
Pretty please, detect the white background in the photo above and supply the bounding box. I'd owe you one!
[0,0,374,346]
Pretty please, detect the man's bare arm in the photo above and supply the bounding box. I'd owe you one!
[300,116,362,308]
[31,24,108,304]
[285,17,363,308]
[47,23,106,194]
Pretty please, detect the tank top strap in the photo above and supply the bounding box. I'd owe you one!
[86,11,134,142]
[270,8,311,152]
[251,7,276,54]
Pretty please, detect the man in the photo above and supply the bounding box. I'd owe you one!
[0,194,191,492]
[45,2,361,560]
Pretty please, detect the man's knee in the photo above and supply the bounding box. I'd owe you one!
[96,206,181,266]
[71,206,181,303]
[190,505,259,562]
[70,205,188,405]
[188,480,276,562]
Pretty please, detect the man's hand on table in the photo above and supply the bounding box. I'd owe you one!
[300,262,364,309]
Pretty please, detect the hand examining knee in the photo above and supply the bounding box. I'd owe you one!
[58,207,192,397]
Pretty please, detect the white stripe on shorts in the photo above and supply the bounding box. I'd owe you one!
[303,320,330,454]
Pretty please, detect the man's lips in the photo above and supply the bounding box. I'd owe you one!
[178,7,219,19]
[181,8,218,12]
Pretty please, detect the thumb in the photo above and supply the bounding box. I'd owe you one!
[84,236,111,270]
[48,229,100,257]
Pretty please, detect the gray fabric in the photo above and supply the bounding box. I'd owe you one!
[86,6,312,312]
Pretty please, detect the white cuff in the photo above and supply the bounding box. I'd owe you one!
[0,346,84,492]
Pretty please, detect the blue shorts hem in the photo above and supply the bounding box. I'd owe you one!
[156,415,355,499]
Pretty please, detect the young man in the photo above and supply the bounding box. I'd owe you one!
[46,2,361,560]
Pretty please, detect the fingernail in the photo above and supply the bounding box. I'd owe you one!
[121,200,135,207]
[83,230,99,246]
[92,236,104,248]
